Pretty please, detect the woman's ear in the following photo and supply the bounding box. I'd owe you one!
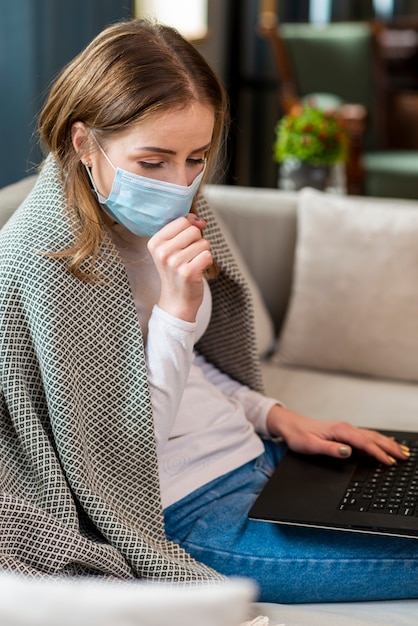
[71,121,91,164]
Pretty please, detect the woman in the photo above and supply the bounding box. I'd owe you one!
[0,18,416,602]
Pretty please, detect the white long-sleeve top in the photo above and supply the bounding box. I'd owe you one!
[113,230,278,509]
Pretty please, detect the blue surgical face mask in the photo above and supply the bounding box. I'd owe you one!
[85,136,206,237]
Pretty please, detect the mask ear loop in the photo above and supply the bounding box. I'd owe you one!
[83,163,103,201]
[83,130,116,202]
[89,130,117,170]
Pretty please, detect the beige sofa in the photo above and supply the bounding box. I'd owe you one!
[1,175,418,625]
[205,184,418,432]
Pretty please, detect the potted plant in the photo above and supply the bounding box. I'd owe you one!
[274,104,349,193]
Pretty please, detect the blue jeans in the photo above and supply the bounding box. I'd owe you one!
[164,440,418,604]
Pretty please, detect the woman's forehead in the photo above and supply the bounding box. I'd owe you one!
[107,104,215,148]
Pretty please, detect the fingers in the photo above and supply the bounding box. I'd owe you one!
[186,213,207,230]
[314,422,411,465]
[148,214,207,255]
[150,213,205,242]
[270,407,411,466]
[293,433,353,460]
[268,407,411,467]
[148,215,212,277]
[147,214,212,322]
[337,424,409,465]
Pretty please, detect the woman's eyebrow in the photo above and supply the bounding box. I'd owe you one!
[133,143,211,155]
[134,146,176,155]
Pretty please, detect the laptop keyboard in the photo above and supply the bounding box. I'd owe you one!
[339,439,418,516]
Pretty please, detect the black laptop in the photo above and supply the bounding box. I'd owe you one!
[249,430,418,538]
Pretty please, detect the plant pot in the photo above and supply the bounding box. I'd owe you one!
[278,159,346,194]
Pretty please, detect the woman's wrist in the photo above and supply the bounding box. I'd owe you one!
[266,403,290,439]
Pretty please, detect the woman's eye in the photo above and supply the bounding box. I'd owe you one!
[139,161,164,170]
[187,158,206,167]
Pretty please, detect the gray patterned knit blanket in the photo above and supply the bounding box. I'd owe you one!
[0,156,262,579]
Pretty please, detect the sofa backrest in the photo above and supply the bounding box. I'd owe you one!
[204,184,298,332]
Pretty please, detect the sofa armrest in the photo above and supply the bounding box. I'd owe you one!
[204,184,298,333]
[0,175,37,229]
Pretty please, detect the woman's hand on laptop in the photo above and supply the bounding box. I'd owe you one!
[266,405,410,465]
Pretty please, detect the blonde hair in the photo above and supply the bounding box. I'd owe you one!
[39,18,229,281]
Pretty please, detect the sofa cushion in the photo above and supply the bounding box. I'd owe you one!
[276,188,418,382]
[212,207,275,358]
[262,362,418,430]
[255,598,418,626]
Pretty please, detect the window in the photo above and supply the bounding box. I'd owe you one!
[309,0,332,24]
[135,0,208,41]
[373,0,395,19]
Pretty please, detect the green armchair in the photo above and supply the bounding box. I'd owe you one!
[259,14,418,199]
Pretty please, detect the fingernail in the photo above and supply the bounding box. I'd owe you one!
[388,455,397,465]
[400,445,411,457]
[339,446,350,457]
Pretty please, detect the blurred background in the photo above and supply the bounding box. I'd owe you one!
[2,0,418,191]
